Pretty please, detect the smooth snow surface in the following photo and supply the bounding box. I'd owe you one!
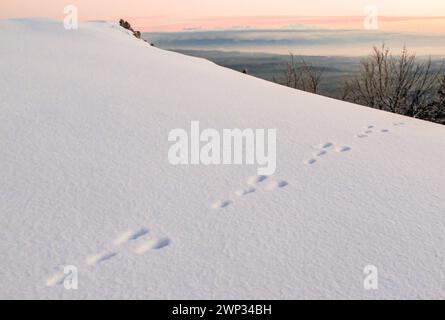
[1,18,445,299]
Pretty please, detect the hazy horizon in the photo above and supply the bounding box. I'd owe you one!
[144,28,445,57]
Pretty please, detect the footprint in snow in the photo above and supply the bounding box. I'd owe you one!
[212,200,232,209]
[112,228,149,246]
[314,150,328,157]
[335,146,351,153]
[356,124,393,138]
[246,175,268,185]
[211,174,288,209]
[305,142,351,165]
[133,237,171,254]
[113,227,170,256]
[46,225,170,286]
[86,251,118,266]
[265,180,289,191]
[247,174,288,191]
[319,142,334,149]
[361,125,375,135]
[235,186,256,196]
[305,158,317,165]
[45,271,68,287]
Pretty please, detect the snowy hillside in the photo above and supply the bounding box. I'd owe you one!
[1,18,444,299]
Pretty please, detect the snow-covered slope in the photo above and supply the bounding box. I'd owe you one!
[1,18,444,299]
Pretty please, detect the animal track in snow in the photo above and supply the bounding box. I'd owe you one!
[235,186,256,196]
[133,237,171,254]
[246,175,268,185]
[319,142,334,149]
[129,228,150,241]
[265,180,288,191]
[109,227,170,256]
[45,271,68,287]
[245,174,288,193]
[112,228,149,246]
[211,174,288,209]
[305,123,404,167]
[86,251,118,266]
[356,124,392,138]
[314,150,328,157]
[211,200,232,209]
[305,158,317,165]
[335,146,351,153]
[304,142,351,165]
[46,225,170,286]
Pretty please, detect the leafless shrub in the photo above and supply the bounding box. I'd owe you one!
[343,45,442,121]
[282,53,324,94]
[419,74,445,124]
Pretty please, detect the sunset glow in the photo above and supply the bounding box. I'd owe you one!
[1,0,445,32]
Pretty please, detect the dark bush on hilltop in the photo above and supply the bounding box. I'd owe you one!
[119,19,141,39]
[119,19,131,30]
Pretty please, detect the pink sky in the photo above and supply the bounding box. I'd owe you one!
[1,0,445,32]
